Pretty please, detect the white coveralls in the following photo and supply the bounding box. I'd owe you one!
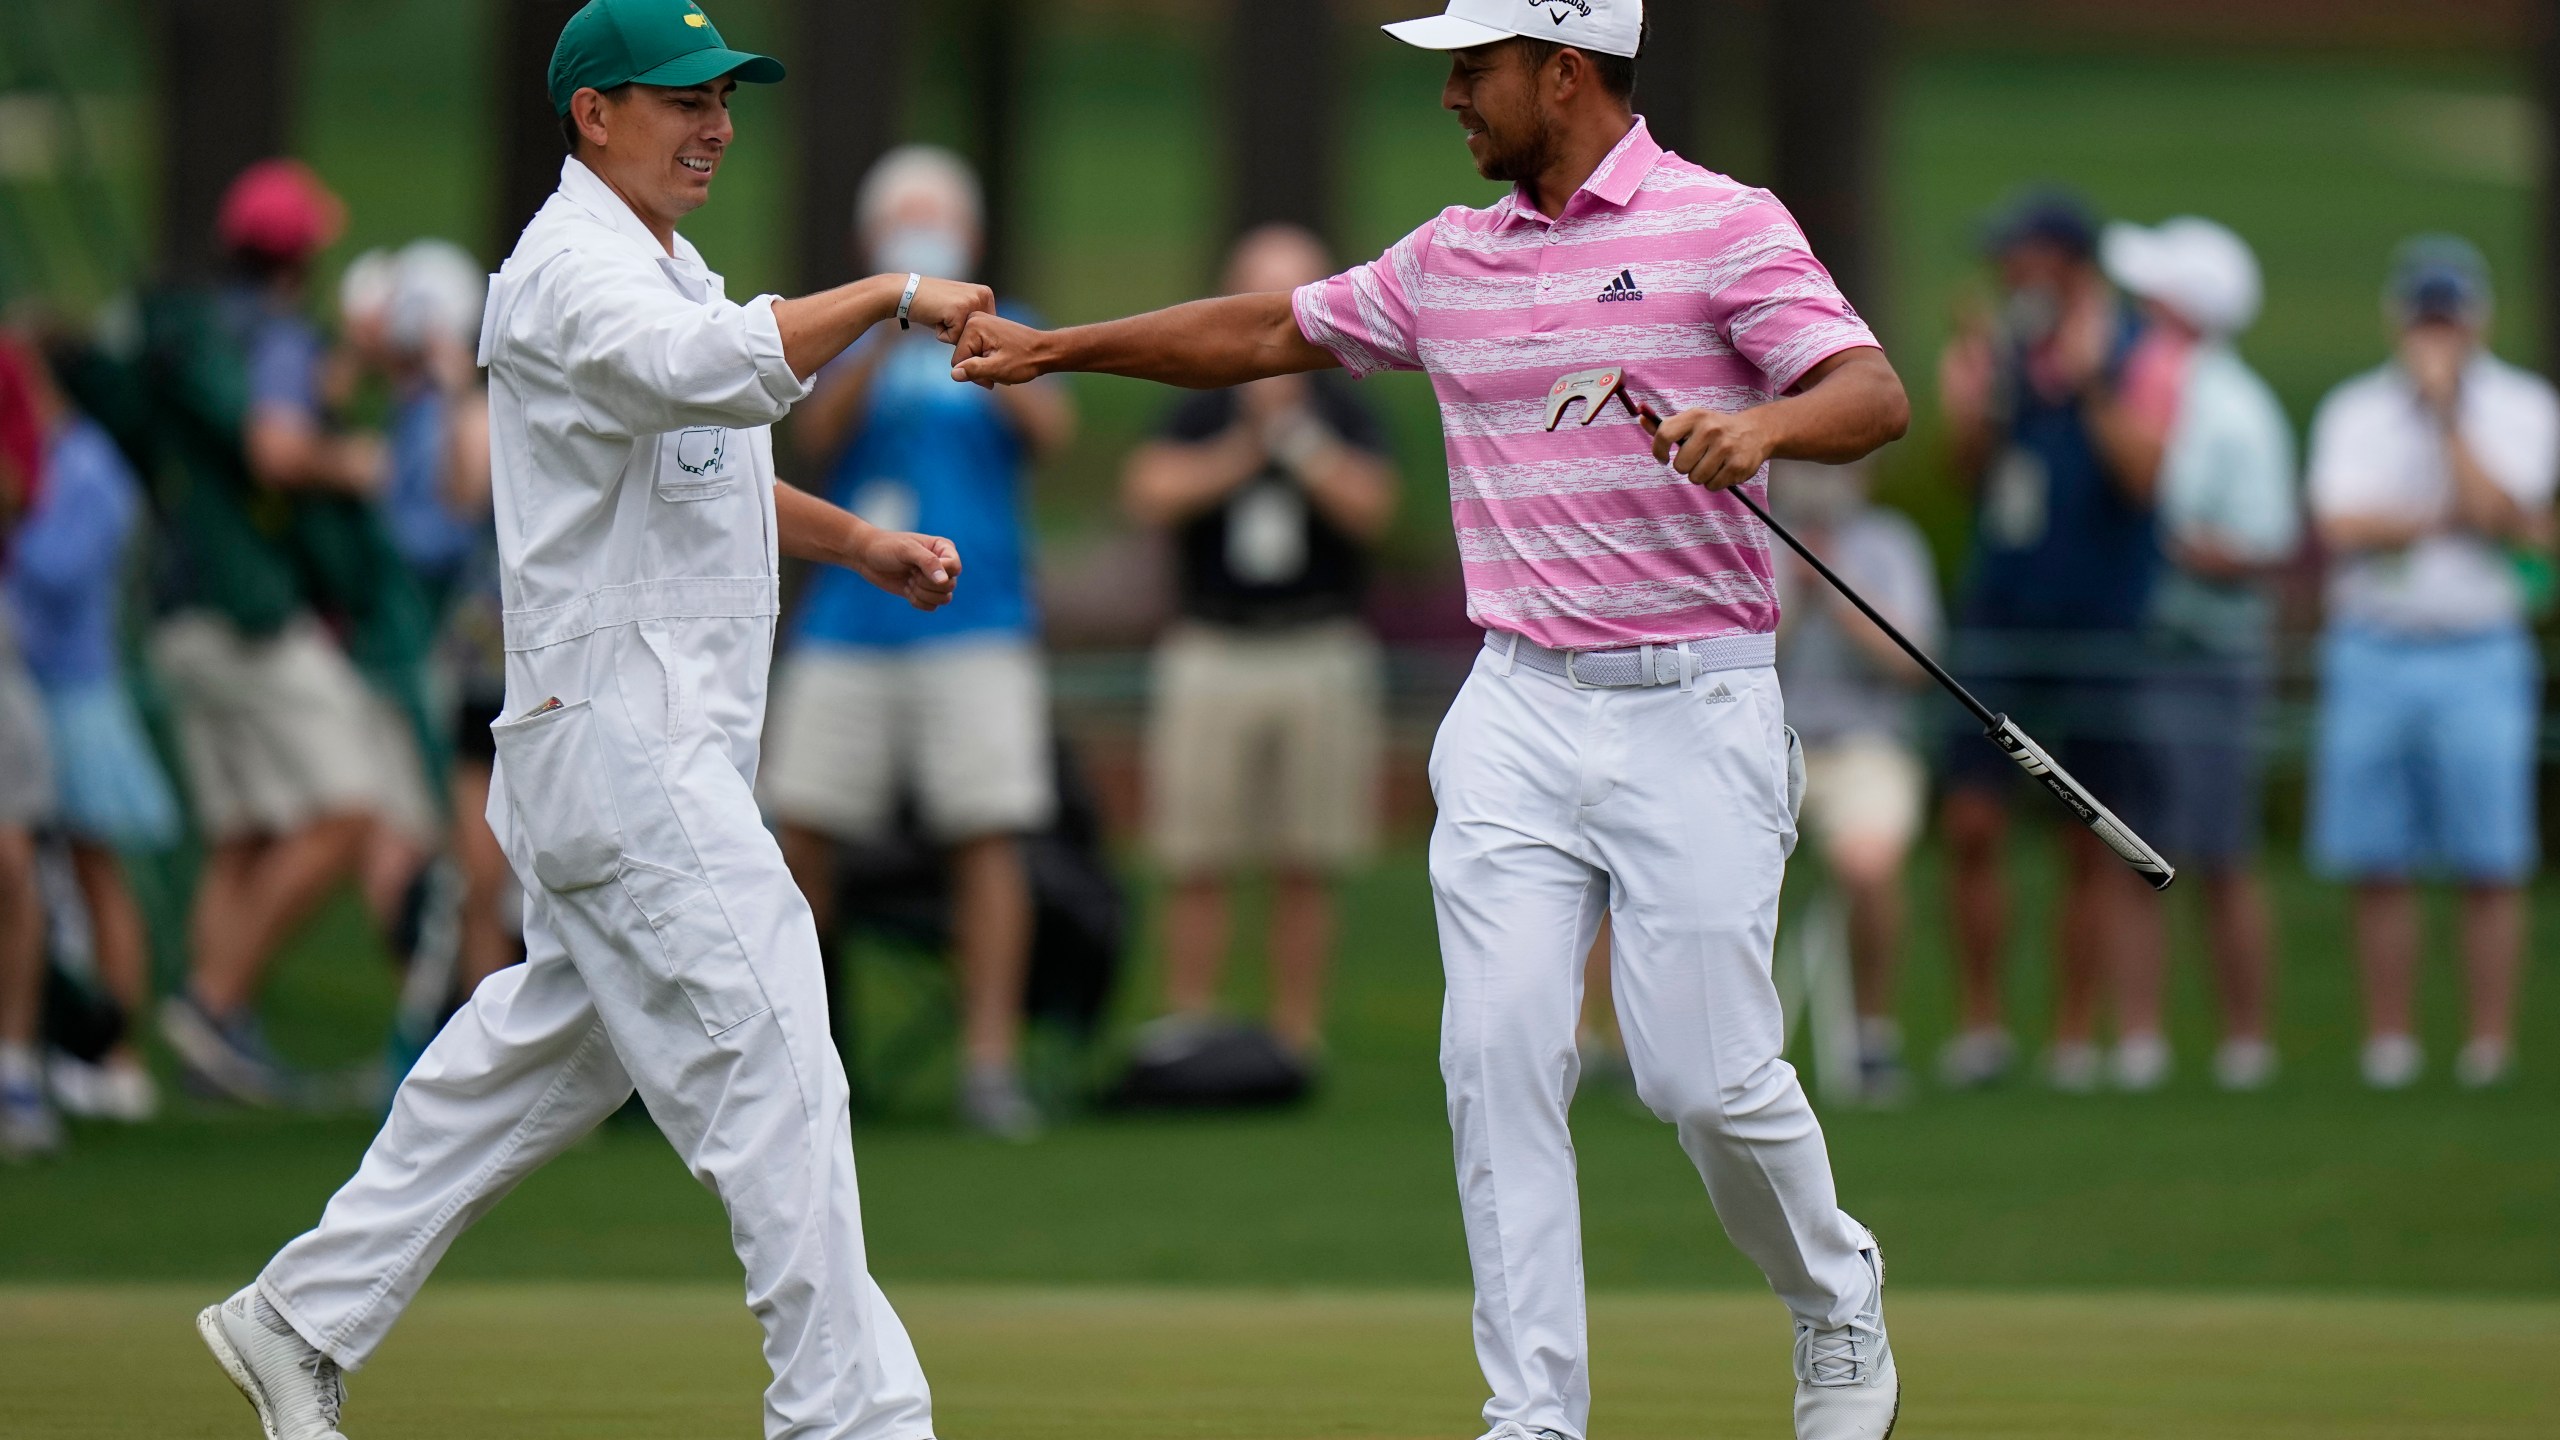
[257,159,935,1440]
[1432,636,1872,1440]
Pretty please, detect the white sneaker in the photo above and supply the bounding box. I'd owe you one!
[2213,1038,2278,1093]
[2361,1034,2422,1091]
[2454,1038,2512,1090]
[50,1053,162,1123]
[1794,1234,1899,1439]
[958,1062,1042,1142]
[2046,1040,2102,1094]
[197,1285,348,1440]
[2110,1034,2172,1093]
[1935,1028,2015,1089]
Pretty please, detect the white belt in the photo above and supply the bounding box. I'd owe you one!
[1484,629,1776,689]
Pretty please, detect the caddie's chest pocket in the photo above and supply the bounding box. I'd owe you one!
[659,426,735,502]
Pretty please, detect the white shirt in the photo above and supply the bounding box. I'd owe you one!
[2307,351,2560,636]
[477,159,814,759]
[2151,343,2298,652]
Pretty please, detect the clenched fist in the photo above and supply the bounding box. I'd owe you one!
[1650,406,1778,492]
[950,312,1054,388]
[902,278,999,345]
[854,527,964,611]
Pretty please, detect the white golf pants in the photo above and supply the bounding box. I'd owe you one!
[1429,651,1870,1440]
[259,621,933,1440]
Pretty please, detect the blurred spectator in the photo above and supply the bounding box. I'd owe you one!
[148,160,392,1105]
[761,146,1077,1139]
[2,332,183,1122]
[338,241,507,1074]
[2304,237,2556,1091]
[1119,224,1397,1083]
[0,340,63,1157]
[1936,191,2171,1092]
[2102,217,2300,1092]
[1771,459,1941,1105]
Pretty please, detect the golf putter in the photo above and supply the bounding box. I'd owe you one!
[1545,367,2176,891]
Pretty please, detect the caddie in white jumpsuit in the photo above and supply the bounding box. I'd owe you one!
[195,6,997,1439]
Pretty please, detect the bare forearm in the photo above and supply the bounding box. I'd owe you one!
[1298,452,1398,542]
[1031,294,1337,389]
[1124,435,1265,526]
[792,346,886,465]
[775,482,870,568]
[995,381,1079,459]
[2444,432,2547,544]
[1762,349,1911,465]
[773,276,905,381]
[2084,393,2166,507]
[2321,513,2432,554]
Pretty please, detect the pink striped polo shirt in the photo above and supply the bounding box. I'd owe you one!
[1293,118,1879,653]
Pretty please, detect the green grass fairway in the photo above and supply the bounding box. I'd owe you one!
[10,1285,2555,1440]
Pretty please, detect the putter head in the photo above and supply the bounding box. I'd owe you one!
[1544,368,1635,431]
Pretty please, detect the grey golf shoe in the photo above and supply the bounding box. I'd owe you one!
[1793,1233,1899,1440]
[197,1285,349,1440]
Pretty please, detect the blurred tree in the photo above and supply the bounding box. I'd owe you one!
[495,0,586,259]
[794,0,905,292]
[1643,0,1711,161]
[2541,0,2560,372]
[1768,0,1886,326]
[962,0,1027,294]
[1226,0,1338,245]
[154,0,300,280]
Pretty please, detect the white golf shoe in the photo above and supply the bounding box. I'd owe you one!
[197,1285,349,1440]
[1793,1235,1899,1440]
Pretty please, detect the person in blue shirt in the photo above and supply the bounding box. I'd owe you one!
[1934,192,2173,1093]
[761,146,1077,1139]
[3,333,182,1126]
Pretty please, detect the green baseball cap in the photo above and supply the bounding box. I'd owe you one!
[548,0,785,116]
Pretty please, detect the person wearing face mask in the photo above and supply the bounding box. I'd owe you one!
[1935,190,2176,1094]
[1769,458,1942,1106]
[762,145,1078,1140]
[2304,238,2556,1092]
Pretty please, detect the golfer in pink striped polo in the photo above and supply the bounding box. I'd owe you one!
[956,4,1910,1436]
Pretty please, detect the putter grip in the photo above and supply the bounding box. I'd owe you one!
[1986,717,2177,891]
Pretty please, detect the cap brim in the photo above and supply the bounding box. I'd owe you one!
[631,48,787,90]
[2099,223,2173,301]
[1382,14,1518,51]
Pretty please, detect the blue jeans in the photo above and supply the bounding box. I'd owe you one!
[2310,625,2542,882]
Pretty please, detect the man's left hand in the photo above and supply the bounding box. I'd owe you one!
[1651,406,1777,491]
[853,528,964,611]
[903,278,999,344]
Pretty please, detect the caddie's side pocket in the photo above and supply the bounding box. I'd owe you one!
[489,699,626,891]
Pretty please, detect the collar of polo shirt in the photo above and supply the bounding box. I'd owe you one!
[1383,0,1645,60]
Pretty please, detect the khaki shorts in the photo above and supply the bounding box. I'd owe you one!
[1799,734,1927,854]
[762,639,1056,843]
[1148,622,1384,875]
[150,613,385,840]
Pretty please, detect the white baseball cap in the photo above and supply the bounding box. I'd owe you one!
[1384,0,1645,60]
[2101,217,2263,337]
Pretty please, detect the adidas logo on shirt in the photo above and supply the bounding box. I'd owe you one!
[1701,682,1738,704]
[1597,269,1646,303]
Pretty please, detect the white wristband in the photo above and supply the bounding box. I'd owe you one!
[897,272,923,330]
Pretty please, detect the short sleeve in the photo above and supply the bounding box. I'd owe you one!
[247,317,322,419]
[1292,219,1434,378]
[1706,194,1880,393]
[2488,372,2560,508]
[2305,378,2400,521]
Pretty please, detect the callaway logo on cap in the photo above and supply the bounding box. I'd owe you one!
[1383,0,1645,59]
